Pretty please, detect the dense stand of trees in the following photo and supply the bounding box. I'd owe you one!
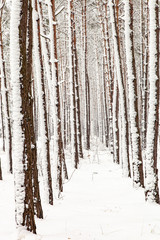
[0,0,159,234]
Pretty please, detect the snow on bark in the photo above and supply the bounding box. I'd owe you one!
[32,0,51,203]
[68,0,74,158]
[0,30,9,173]
[145,0,159,203]
[10,0,25,225]
[109,0,130,177]
[112,78,119,164]
[47,0,68,192]
[37,1,53,118]
[124,0,144,187]
[68,0,79,167]
[47,0,58,172]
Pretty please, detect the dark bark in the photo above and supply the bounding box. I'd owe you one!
[36,0,53,206]
[51,0,68,190]
[70,0,79,168]
[0,158,2,180]
[83,0,90,150]
[129,1,144,187]
[72,6,83,159]
[110,0,131,177]
[19,0,43,233]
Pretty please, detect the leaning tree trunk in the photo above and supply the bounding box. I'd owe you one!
[145,0,159,203]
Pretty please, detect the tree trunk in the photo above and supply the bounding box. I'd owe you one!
[124,0,144,187]
[68,0,79,168]
[0,158,2,180]
[145,0,159,203]
[10,0,43,233]
[0,2,12,173]
[109,0,131,177]
[32,0,53,205]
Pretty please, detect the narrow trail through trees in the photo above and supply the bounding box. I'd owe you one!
[1,150,160,240]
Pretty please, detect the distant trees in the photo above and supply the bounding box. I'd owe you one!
[1,0,160,235]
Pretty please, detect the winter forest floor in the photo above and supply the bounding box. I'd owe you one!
[1,146,160,240]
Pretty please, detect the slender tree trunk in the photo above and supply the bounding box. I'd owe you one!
[145,0,159,203]
[109,0,131,177]
[0,158,2,180]
[142,0,149,150]
[72,10,83,159]
[102,57,109,147]
[0,94,5,152]
[48,0,68,194]
[83,0,90,150]
[32,0,53,205]
[124,0,144,187]
[0,3,12,173]
[113,78,119,164]
[68,0,79,168]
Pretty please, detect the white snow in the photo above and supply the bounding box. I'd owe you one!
[1,145,160,240]
[10,0,25,226]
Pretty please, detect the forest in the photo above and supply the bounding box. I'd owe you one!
[0,0,160,239]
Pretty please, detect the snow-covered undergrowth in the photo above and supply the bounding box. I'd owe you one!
[1,145,160,240]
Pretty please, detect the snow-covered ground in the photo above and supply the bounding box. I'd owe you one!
[1,148,160,240]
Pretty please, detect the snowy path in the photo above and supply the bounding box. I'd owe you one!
[1,150,160,240]
[37,150,160,240]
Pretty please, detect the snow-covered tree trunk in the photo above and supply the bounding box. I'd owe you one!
[142,0,149,150]
[72,8,83,159]
[98,2,113,152]
[112,77,119,164]
[83,0,91,150]
[104,3,114,152]
[145,0,159,203]
[124,0,144,187]
[48,0,68,193]
[0,1,12,173]
[32,0,53,205]
[102,57,109,147]
[109,0,130,177]
[0,94,5,151]
[0,158,2,180]
[37,0,53,122]
[10,0,43,232]
[68,0,79,168]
